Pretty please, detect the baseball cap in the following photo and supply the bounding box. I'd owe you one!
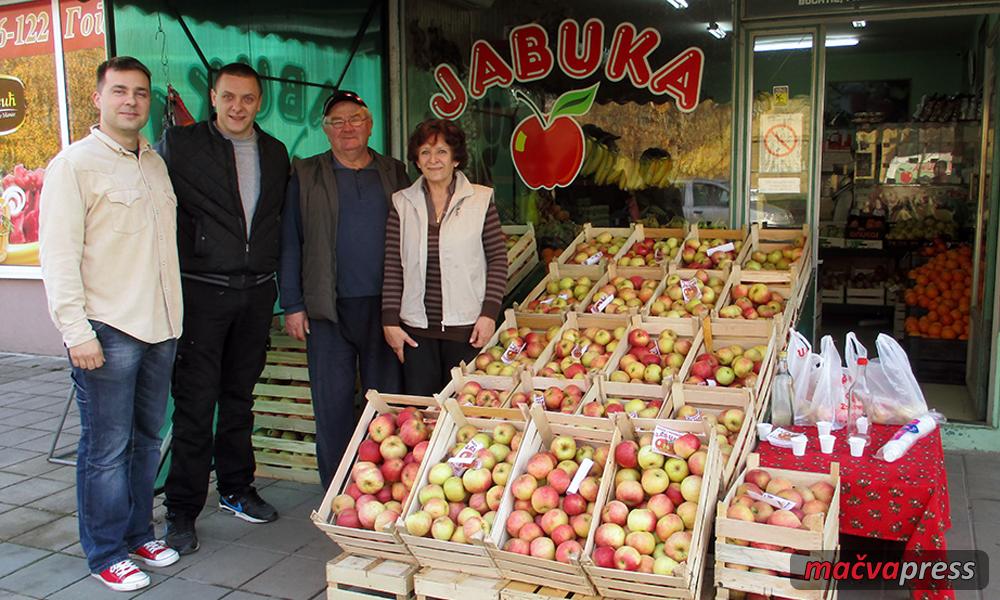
[323,90,367,115]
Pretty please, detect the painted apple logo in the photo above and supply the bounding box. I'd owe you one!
[510,83,599,190]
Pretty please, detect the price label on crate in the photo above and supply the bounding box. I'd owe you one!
[706,379,718,387]
[532,391,545,405]
[680,278,702,302]
[557,290,573,301]
[590,293,614,313]
[651,424,685,458]
[501,340,526,364]
[571,341,591,359]
[567,458,594,494]
[706,242,735,256]
[448,439,485,476]
[585,251,604,265]
[746,490,798,511]
[682,408,704,421]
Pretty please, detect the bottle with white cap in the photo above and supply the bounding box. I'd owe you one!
[846,357,871,446]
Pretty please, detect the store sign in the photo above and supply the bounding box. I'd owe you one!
[429,19,705,190]
[0,76,25,136]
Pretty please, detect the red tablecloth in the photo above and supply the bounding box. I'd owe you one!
[756,424,953,600]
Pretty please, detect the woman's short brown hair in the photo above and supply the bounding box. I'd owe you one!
[407,119,468,171]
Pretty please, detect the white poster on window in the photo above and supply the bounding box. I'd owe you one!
[760,113,803,174]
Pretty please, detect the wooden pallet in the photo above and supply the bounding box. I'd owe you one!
[326,553,419,600]
[413,567,507,600]
[253,351,319,483]
[499,581,601,600]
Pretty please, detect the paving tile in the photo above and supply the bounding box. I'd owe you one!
[0,507,63,539]
[134,577,229,600]
[38,466,78,485]
[0,592,38,599]
[2,454,66,477]
[2,411,60,428]
[0,476,72,506]
[147,535,227,577]
[47,571,166,600]
[175,544,284,588]
[0,504,14,516]
[0,450,42,471]
[0,473,28,490]
[240,554,326,600]
[219,592,276,600]
[288,530,338,562]
[16,433,78,454]
[0,428,49,448]
[962,454,1000,501]
[59,542,85,558]
[0,543,49,579]
[10,515,79,551]
[233,515,321,555]
[255,485,324,519]
[0,393,34,408]
[0,552,87,597]
[195,511,256,543]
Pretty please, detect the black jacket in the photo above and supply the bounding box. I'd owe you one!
[159,120,290,284]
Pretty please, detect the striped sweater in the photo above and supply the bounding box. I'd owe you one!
[382,179,506,341]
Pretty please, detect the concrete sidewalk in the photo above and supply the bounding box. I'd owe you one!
[0,352,994,599]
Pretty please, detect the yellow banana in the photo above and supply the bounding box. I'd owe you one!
[2,242,39,265]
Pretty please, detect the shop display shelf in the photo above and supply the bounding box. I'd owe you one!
[580,416,722,600]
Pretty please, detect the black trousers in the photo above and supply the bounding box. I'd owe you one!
[164,278,276,519]
[307,296,402,490]
[402,330,478,397]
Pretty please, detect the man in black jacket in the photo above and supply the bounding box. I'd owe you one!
[278,91,408,488]
[159,63,289,554]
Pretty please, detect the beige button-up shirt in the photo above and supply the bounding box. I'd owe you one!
[39,126,183,348]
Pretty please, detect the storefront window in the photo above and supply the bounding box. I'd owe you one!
[403,0,734,251]
[0,0,106,273]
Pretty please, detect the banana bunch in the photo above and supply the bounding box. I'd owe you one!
[1,242,39,265]
[578,137,673,191]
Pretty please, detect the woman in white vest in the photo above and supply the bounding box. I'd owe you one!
[382,119,508,395]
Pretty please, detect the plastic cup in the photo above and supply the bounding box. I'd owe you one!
[791,435,807,456]
[857,417,870,435]
[819,434,835,454]
[849,436,866,457]
[816,421,832,436]
[757,422,773,441]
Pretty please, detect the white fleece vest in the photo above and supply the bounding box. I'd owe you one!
[393,172,493,329]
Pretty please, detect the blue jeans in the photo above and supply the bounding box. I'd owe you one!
[71,321,177,573]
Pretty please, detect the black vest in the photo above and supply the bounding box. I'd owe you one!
[161,120,289,280]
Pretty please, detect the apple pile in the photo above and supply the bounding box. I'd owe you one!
[328,408,434,530]
[581,396,663,419]
[648,272,725,319]
[522,276,595,314]
[674,406,742,462]
[510,385,585,413]
[725,468,835,541]
[608,328,692,386]
[403,423,524,545]
[504,233,523,253]
[744,240,805,271]
[566,232,628,265]
[502,436,610,563]
[685,345,766,388]
[616,236,683,267]
[470,326,553,376]
[454,382,507,408]
[680,237,743,270]
[536,326,620,379]
[591,433,708,575]
[718,283,786,320]
[586,276,659,315]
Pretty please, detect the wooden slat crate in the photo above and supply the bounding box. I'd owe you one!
[458,309,558,389]
[312,392,441,564]
[486,406,621,595]
[396,397,534,578]
[612,224,688,270]
[499,581,601,600]
[712,266,798,341]
[576,264,665,319]
[413,567,507,600]
[714,454,840,600]
[714,584,838,600]
[599,315,700,403]
[555,223,637,272]
[580,416,723,600]
[505,224,540,296]
[327,553,418,600]
[438,367,527,422]
[739,223,810,289]
[514,262,600,326]
[668,224,749,282]
[253,355,319,484]
[574,376,669,423]
[530,311,630,390]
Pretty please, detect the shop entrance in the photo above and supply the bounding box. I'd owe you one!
[745,13,1000,424]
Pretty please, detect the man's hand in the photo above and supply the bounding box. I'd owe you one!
[285,311,310,341]
[469,316,496,349]
[69,338,105,370]
[383,325,418,363]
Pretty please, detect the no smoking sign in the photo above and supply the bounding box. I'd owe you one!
[759,113,803,173]
[764,124,798,157]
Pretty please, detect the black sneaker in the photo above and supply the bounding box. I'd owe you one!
[165,514,200,556]
[218,487,278,523]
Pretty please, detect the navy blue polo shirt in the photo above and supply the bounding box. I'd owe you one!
[332,154,388,298]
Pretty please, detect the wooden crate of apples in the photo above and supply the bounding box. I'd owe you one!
[715,267,797,339]
[670,397,755,491]
[644,270,727,323]
[516,263,601,322]
[603,318,699,401]
[530,312,630,390]
[557,224,636,270]
[577,378,668,421]
[615,225,688,269]
[580,266,664,319]
[398,398,533,577]
[312,392,441,563]
[504,224,540,295]
[669,225,748,280]
[740,223,810,288]
[580,415,723,600]
[487,406,620,595]
[714,454,840,600]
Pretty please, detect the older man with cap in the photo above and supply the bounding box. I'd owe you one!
[278,90,409,488]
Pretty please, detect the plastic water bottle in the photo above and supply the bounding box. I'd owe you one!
[847,358,871,446]
[770,351,794,426]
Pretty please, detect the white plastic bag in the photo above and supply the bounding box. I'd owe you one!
[808,335,848,428]
[787,329,821,425]
[844,331,867,386]
[866,333,930,424]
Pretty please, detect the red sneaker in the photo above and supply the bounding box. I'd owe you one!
[130,540,180,567]
[92,559,150,592]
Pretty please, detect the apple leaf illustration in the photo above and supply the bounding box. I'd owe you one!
[549,83,600,120]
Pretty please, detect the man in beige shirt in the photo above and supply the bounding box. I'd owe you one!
[39,57,182,593]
